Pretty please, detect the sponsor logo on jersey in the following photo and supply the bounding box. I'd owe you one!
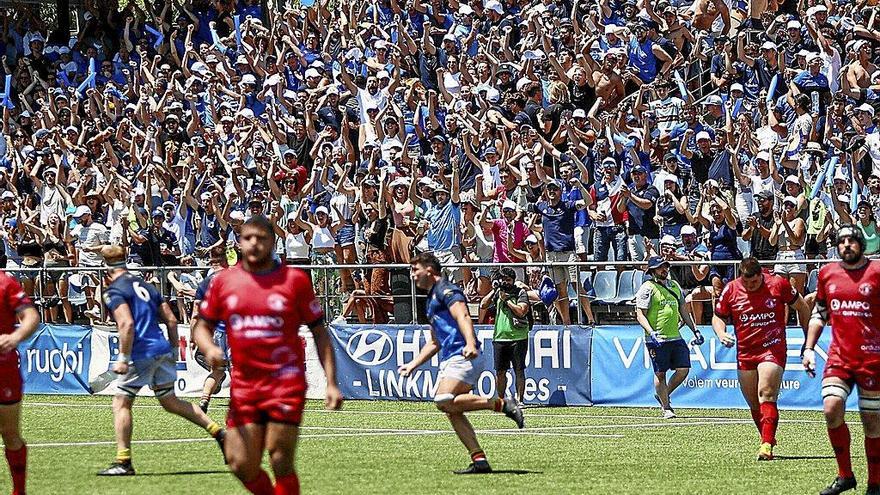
[830,299,872,311]
[346,330,394,366]
[228,314,285,332]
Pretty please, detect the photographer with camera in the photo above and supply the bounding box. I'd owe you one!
[480,267,531,406]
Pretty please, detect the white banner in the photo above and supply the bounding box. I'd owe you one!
[89,325,326,399]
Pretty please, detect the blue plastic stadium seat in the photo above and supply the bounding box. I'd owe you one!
[592,271,619,303]
[604,270,637,304]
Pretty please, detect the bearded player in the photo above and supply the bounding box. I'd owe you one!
[0,270,39,495]
[712,257,810,461]
[803,225,880,495]
[193,216,343,495]
[399,252,524,474]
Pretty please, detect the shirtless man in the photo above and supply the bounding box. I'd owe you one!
[689,0,730,34]
[846,40,876,91]
[581,49,626,110]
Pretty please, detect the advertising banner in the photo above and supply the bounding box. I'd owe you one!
[590,325,856,410]
[18,324,92,394]
[330,324,592,406]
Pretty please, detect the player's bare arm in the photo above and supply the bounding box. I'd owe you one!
[449,300,479,359]
[803,298,827,377]
[310,322,344,410]
[111,303,135,375]
[158,302,179,359]
[790,294,811,337]
[711,313,735,348]
[399,330,440,377]
[0,306,39,354]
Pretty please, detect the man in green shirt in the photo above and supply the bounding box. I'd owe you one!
[480,267,531,405]
[635,257,703,419]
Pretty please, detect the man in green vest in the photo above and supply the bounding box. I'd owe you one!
[480,267,531,405]
[635,257,703,419]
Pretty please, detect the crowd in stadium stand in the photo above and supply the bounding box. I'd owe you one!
[0,0,874,327]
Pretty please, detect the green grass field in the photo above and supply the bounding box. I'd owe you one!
[1,395,866,494]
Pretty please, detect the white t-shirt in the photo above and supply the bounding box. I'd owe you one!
[38,184,66,225]
[355,88,389,122]
[72,222,109,266]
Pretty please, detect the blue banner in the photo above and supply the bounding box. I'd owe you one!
[330,324,592,406]
[590,326,854,410]
[17,324,92,394]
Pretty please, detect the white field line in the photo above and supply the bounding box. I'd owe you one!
[27,429,623,448]
[30,416,821,449]
[27,402,824,423]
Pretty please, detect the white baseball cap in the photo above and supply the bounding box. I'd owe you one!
[696,131,711,142]
[681,225,697,236]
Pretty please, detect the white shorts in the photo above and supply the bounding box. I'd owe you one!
[774,249,807,275]
[437,354,479,386]
[117,352,178,397]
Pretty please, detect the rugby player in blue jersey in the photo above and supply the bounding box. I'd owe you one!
[399,252,524,474]
[96,246,225,476]
[192,246,229,413]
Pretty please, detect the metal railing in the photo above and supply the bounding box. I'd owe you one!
[1,257,841,326]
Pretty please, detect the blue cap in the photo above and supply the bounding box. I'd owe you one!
[646,256,670,273]
[152,208,165,218]
[482,146,498,157]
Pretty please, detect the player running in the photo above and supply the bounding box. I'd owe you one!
[192,215,343,495]
[97,246,226,476]
[399,252,524,474]
[804,225,880,495]
[191,246,229,413]
[712,257,810,461]
[0,270,40,495]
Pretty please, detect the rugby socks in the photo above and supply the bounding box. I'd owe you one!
[470,449,487,463]
[749,408,762,432]
[866,436,880,486]
[116,447,131,464]
[243,469,274,495]
[205,420,222,438]
[828,423,854,478]
[274,472,300,495]
[5,444,27,495]
[759,402,779,446]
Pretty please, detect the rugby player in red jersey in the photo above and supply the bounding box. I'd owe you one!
[712,257,810,461]
[803,225,880,495]
[193,216,343,495]
[0,270,40,495]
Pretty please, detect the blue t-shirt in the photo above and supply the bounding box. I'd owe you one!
[536,199,578,252]
[103,273,172,361]
[426,277,476,361]
[425,200,461,251]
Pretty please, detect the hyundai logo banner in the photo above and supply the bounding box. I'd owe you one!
[591,326,855,410]
[17,324,92,394]
[330,324,593,406]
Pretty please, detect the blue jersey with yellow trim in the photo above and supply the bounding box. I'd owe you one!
[104,273,171,361]
[426,278,478,361]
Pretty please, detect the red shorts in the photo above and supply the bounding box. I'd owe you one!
[0,359,22,405]
[737,347,788,371]
[226,393,306,428]
[823,359,880,392]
